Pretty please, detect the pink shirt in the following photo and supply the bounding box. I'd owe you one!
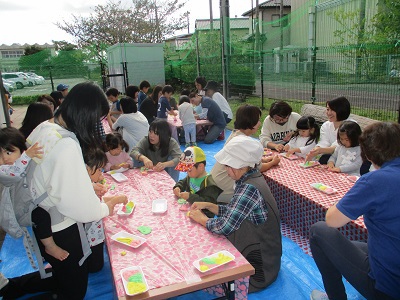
[105,151,133,171]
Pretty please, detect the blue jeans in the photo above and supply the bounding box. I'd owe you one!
[310,221,394,300]
[183,123,196,144]
[204,125,225,144]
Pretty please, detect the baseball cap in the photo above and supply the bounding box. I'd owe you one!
[175,146,206,172]
[204,80,219,91]
[56,83,69,91]
[214,136,263,169]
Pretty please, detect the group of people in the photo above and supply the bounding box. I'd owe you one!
[0,76,399,300]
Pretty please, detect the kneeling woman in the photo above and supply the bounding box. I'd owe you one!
[187,135,282,292]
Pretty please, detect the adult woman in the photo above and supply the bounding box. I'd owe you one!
[210,104,280,203]
[37,94,58,113]
[188,136,282,293]
[131,119,181,181]
[306,96,351,163]
[259,101,301,151]
[106,97,149,152]
[139,85,162,124]
[194,76,207,96]
[0,82,127,299]
[19,102,53,139]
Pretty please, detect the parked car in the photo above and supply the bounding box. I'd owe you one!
[2,79,16,92]
[25,72,45,85]
[1,72,29,89]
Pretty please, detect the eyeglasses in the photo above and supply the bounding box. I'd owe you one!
[272,115,289,123]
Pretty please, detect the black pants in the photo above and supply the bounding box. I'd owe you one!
[31,207,52,240]
[1,223,103,300]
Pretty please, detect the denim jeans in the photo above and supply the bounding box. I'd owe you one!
[183,123,196,144]
[310,221,394,300]
[204,125,225,144]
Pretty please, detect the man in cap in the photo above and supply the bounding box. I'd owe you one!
[56,84,69,98]
[187,135,282,293]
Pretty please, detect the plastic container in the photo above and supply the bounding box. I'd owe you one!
[117,201,135,216]
[193,250,235,273]
[120,266,149,296]
[152,199,167,213]
[279,153,299,160]
[111,173,128,182]
[111,231,146,248]
[310,183,337,195]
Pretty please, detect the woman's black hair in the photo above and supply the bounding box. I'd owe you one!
[179,95,190,105]
[269,101,293,118]
[125,85,139,99]
[195,76,207,89]
[0,127,27,153]
[151,85,163,103]
[234,104,262,130]
[83,147,107,174]
[119,97,137,113]
[326,96,351,121]
[291,116,320,145]
[337,121,362,147]
[54,81,109,153]
[50,91,63,107]
[19,102,53,139]
[105,133,129,152]
[148,119,171,157]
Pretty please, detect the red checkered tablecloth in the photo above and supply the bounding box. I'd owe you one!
[103,168,251,299]
[263,155,368,242]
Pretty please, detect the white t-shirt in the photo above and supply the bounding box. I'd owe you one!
[317,118,356,148]
[259,112,301,147]
[112,112,149,152]
[28,121,109,233]
[212,92,233,120]
[287,136,317,158]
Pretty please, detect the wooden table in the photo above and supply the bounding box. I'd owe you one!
[102,169,254,299]
[263,154,368,241]
[167,112,213,143]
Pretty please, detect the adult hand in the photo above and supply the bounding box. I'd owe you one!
[142,157,153,169]
[188,209,208,226]
[105,195,128,215]
[26,142,43,159]
[305,147,320,162]
[191,202,209,211]
[274,144,284,152]
[153,162,165,172]
[93,182,107,197]
[283,144,290,152]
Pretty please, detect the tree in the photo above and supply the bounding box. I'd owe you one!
[373,0,400,43]
[56,0,187,63]
[24,45,44,56]
[52,40,77,51]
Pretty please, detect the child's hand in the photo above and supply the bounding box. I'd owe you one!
[153,162,165,172]
[180,192,190,200]
[173,187,181,197]
[287,148,295,156]
[306,147,320,162]
[283,144,290,152]
[26,142,43,159]
[328,166,341,173]
[327,162,335,169]
[119,163,130,169]
[261,156,273,163]
[271,155,281,165]
[274,144,284,152]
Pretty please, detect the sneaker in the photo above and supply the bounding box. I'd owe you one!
[310,290,329,300]
[191,142,197,147]
[185,143,190,148]
[217,130,225,141]
[0,272,9,290]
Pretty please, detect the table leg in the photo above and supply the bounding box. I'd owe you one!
[214,281,235,300]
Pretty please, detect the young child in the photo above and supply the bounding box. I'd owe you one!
[106,87,122,122]
[137,80,151,110]
[0,128,70,261]
[173,146,222,213]
[187,136,282,292]
[157,85,177,119]
[178,95,197,147]
[104,133,133,172]
[284,116,320,158]
[327,120,362,176]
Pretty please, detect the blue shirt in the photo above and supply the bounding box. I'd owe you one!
[137,91,147,110]
[206,169,268,236]
[337,157,400,299]
[157,96,171,119]
[200,96,226,127]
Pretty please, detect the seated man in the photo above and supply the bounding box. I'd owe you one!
[310,122,400,300]
[189,92,226,144]
[204,80,233,124]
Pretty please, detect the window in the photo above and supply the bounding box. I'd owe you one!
[271,14,288,27]
[1,50,24,58]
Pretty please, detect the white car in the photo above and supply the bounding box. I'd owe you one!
[25,72,45,85]
[3,79,16,92]
[1,72,30,89]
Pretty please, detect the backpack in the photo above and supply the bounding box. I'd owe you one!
[0,128,92,279]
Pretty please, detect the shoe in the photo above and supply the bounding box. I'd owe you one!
[310,290,329,300]
[0,272,9,290]
[217,130,225,141]
[185,143,190,148]
[191,142,197,147]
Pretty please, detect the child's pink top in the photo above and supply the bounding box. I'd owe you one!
[105,151,133,171]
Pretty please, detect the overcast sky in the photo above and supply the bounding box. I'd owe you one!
[0,0,254,45]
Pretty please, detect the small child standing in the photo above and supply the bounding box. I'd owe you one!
[178,96,197,147]
[327,120,363,176]
[106,88,122,122]
[173,146,222,213]
[0,128,70,261]
[284,116,320,158]
[157,85,177,119]
[104,133,133,172]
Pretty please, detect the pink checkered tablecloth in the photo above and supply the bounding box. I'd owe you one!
[167,111,212,142]
[263,155,368,242]
[103,169,252,299]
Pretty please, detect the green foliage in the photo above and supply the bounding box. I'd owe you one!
[18,49,52,74]
[11,95,39,105]
[24,45,44,56]
[374,0,400,43]
[50,49,88,78]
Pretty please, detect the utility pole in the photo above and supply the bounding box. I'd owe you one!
[209,0,214,31]
[220,0,230,100]
[186,11,190,34]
